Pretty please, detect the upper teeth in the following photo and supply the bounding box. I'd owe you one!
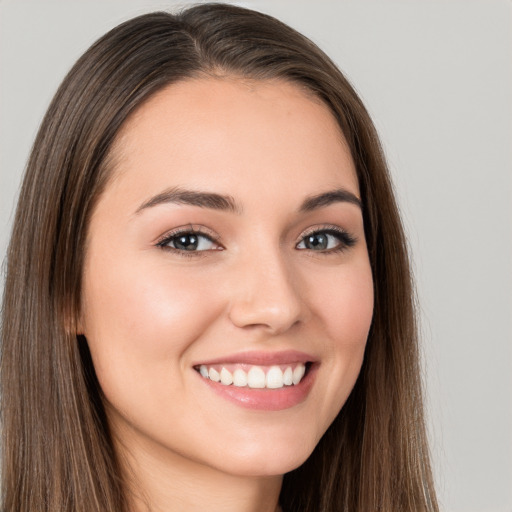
[198,363,306,389]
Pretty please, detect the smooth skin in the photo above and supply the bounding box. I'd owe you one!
[81,78,374,512]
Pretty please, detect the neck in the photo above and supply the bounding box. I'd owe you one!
[116,431,283,512]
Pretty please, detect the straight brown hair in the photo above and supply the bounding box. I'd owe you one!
[1,4,438,511]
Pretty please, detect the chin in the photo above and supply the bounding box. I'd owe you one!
[207,430,319,478]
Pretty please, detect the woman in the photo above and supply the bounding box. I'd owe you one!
[1,3,438,511]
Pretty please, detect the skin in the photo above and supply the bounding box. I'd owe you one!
[81,78,374,512]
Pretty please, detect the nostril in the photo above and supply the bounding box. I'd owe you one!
[227,297,304,334]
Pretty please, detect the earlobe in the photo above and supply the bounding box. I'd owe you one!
[63,305,86,337]
[74,297,87,336]
[75,318,85,336]
[75,308,87,336]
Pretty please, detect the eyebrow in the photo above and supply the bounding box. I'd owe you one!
[299,189,362,212]
[135,186,361,215]
[135,187,242,214]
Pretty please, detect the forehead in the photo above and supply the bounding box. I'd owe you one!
[105,77,359,209]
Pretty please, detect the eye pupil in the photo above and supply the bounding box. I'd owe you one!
[175,234,198,250]
[305,233,328,250]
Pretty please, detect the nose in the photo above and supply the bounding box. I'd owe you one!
[227,248,305,335]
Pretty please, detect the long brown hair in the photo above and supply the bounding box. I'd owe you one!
[1,4,438,511]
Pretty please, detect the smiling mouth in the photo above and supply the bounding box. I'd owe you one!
[194,362,312,389]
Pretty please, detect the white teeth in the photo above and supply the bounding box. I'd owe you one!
[292,364,306,385]
[233,368,248,387]
[247,366,266,388]
[283,366,293,386]
[266,366,284,389]
[198,363,308,388]
[220,367,233,385]
[209,367,220,382]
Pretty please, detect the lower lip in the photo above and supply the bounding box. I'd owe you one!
[197,364,317,411]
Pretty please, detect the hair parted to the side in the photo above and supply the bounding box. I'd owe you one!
[0,4,438,511]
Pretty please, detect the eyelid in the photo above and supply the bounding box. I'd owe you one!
[155,224,223,249]
[154,223,356,255]
[297,223,351,241]
[295,224,357,252]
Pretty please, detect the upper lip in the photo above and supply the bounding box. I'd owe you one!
[192,350,316,367]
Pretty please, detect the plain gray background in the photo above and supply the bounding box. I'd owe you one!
[1,1,511,511]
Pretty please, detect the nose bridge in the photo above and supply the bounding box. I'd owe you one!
[227,242,304,334]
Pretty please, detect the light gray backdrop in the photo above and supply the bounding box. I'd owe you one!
[1,1,511,511]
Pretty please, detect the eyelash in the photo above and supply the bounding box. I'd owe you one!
[155,224,357,257]
[156,226,223,258]
[297,225,357,254]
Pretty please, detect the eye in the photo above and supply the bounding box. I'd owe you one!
[296,227,356,253]
[156,228,221,253]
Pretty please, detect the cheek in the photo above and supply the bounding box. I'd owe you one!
[81,253,223,383]
[315,262,374,348]
[308,259,373,403]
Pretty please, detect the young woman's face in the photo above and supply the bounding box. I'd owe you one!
[81,78,374,477]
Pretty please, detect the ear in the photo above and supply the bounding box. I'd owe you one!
[75,315,85,336]
[62,302,86,337]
